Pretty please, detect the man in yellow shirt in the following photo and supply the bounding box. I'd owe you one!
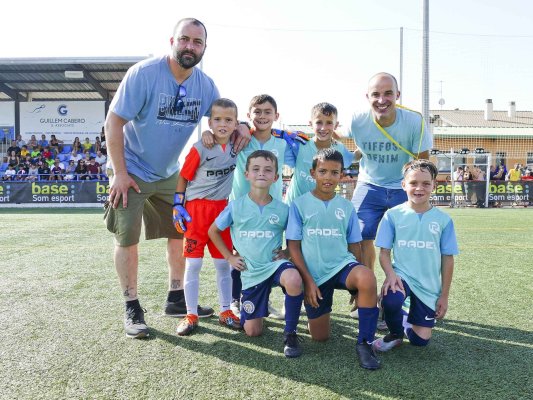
[507,164,522,181]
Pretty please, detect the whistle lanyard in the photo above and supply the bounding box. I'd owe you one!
[372,104,425,160]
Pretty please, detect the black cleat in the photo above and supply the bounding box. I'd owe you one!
[356,342,381,370]
[283,332,303,358]
[164,299,214,318]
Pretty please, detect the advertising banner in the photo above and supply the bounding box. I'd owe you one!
[19,101,105,141]
[0,181,109,205]
[430,180,531,205]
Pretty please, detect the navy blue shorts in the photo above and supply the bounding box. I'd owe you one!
[351,182,407,240]
[398,279,436,328]
[240,262,295,326]
[305,262,361,320]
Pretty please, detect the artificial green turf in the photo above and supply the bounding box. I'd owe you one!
[1,208,531,399]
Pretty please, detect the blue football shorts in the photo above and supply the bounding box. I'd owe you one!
[305,262,361,320]
[240,262,295,326]
[351,182,407,240]
[386,279,436,328]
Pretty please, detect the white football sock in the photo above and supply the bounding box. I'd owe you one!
[184,258,202,316]
[214,258,232,312]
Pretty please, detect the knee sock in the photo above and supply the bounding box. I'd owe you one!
[406,327,430,346]
[357,307,379,344]
[382,290,407,337]
[184,258,202,316]
[214,259,232,312]
[231,268,242,302]
[283,293,304,333]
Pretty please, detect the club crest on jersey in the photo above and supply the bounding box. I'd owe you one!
[185,238,197,253]
[242,300,255,314]
[335,208,345,220]
[428,222,440,235]
[270,149,279,157]
[268,214,280,224]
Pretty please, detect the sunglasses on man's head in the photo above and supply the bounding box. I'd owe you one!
[173,85,187,113]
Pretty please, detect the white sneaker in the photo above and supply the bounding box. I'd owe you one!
[268,300,285,320]
[230,299,241,319]
[372,334,403,352]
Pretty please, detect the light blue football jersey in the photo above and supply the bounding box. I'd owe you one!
[375,203,459,310]
[284,140,354,205]
[229,135,295,201]
[343,108,432,189]
[286,192,362,286]
[216,195,289,290]
[110,56,219,182]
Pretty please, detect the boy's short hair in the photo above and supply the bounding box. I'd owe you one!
[311,148,344,169]
[249,94,277,113]
[402,159,438,180]
[311,102,338,118]
[245,150,278,172]
[210,98,238,118]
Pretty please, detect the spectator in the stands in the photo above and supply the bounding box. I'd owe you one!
[49,134,64,155]
[69,149,82,163]
[2,165,16,181]
[42,146,53,161]
[452,166,463,182]
[7,150,19,168]
[463,166,474,204]
[506,164,522,181]
[64,160,77,181]
[95,150,107,178]
[81,137,93,153]
[27,135,38,149]
[490,164,505,181]
[16,164,28,181]
[94,136,102,153]
[15,134,26,148]
[72,137,82,154]
[20,145,30,158]
[26,162,39,181]
[522,169,533,181]
[75,159,90,180]
[38,134,48,149]
[86,157,101,180]
[7,140,21,157]
[49,159,64,181]
[38,161,50,181]
[473,165,486,208]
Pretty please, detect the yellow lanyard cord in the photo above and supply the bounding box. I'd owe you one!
[372,104,425,160]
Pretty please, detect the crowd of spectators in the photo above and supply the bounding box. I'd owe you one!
[1,130,107,182]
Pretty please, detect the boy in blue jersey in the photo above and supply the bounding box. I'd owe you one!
[286,148,381,370]
[204,94,307,320]
[372,160,458,352]
[208,150,305,357]
[284,102,354,205]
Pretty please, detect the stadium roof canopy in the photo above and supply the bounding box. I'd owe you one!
[0,56,148,103]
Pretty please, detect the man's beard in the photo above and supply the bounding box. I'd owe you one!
[176,49,204,69]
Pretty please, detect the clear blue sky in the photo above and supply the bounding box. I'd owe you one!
[2,0,533,123]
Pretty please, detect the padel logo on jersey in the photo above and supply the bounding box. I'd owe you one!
[306,228,342,237]
[397,240,436,249]
[335,208,345,220]
[268,214,280,224]
[238,230,275,238]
